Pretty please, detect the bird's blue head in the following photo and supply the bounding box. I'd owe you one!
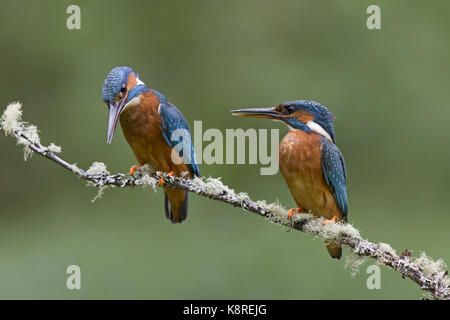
[102,66,146,143]
[231,100,336,142]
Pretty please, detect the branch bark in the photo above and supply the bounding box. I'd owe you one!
[1,105,448,300]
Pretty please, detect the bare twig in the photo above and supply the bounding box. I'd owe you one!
[1,103,449,300]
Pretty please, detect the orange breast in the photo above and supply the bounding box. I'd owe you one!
[119,92,191,178]
[279,130,343,221]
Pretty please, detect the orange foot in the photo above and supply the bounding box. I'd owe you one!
[157,171,175,186]
[287,207,304,218]
[323,216,338,226]
[129,165,143,175]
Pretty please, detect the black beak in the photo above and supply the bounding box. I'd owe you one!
[230,107,280,119]
[107,98,126,144]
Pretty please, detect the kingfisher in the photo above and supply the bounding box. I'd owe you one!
[101,66,199,223]
[231,100,348,259]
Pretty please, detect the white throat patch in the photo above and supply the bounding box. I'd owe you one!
[306,120,332,141]
[121,96,141,113]
[136,78,145,86]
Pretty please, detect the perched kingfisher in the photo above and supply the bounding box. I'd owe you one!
[102,66,199,223]
[231,100,348,259]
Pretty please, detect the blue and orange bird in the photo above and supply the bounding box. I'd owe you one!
[102,66,199,223]
[231,100,348,259]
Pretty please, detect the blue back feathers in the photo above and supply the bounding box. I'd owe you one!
[130,86,200,177]
[320,136,348,218]
[158,99,200,177]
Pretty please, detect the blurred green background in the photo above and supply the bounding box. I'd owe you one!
[0,0,449,299]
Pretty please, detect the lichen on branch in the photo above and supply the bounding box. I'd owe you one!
[1,102,448,300]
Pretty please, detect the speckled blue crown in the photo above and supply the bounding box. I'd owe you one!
[102,66,135,104]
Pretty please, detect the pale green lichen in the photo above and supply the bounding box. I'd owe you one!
[378,242,397,255]
[1,102,42,161]
[133,165,157,190]
[414,252,447,277]
[0,102,23,135]
[17,124,40,161]
[255,200,287,216]
[68,163,81,175]
[86,163,111,202]
[91,185,108,203]
[414,252,449,299]
[191,176,250,203]
[444,275,450,289]
[344,254,369,277]
[254,199,289,224]
[135,164,155,176]
[87,162,110,175]
[135,174,158,191]
[235,191,250,203]
[48,143,61,153]
[302,216,361,241]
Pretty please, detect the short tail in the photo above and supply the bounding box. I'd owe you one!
[325,241,342,259]
[164,189,189,223]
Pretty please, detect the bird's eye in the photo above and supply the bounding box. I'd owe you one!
[119,85,127,98]
[284,105,295,113]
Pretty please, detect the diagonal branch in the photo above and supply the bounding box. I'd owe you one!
[1,102,448,300]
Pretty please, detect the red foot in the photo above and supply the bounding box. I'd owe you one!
[287,207,304,218]
[168,171,175,176]
[129,165,143,175]
[323,216,338,226]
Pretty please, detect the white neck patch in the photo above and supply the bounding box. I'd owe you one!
[121,96,141,114]
[306,120,332,141]
[136,78,145,86]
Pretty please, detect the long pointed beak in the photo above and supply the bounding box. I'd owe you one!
[106,99,126,144]
[230,107,280,119]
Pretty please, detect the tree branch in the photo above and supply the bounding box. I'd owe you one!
[1,102,448,300]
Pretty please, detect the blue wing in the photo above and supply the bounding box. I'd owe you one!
[320,137,348,217]
[159,101,200,177]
